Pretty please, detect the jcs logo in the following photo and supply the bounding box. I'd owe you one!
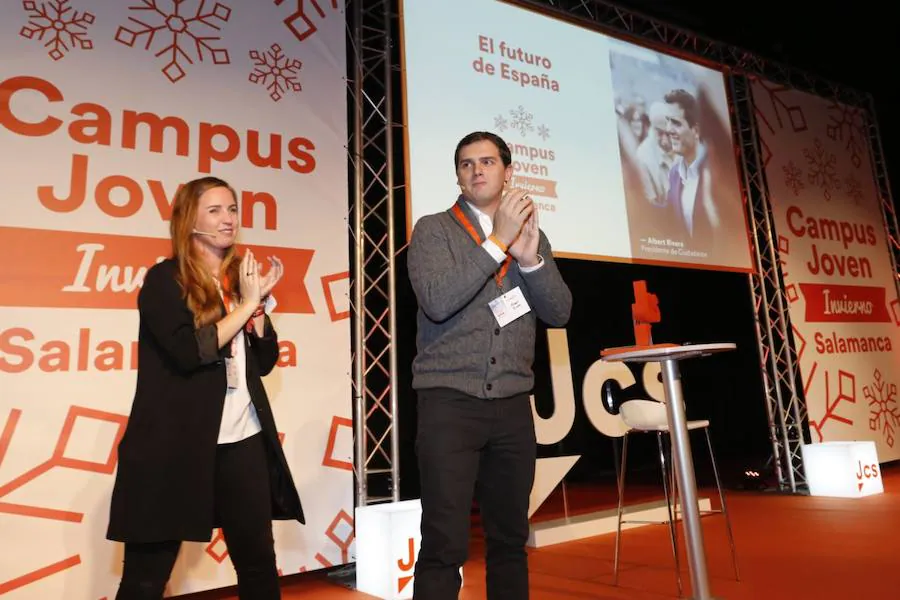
[856,460,880,491]
[397,537,415,593]
[528,329,664,515]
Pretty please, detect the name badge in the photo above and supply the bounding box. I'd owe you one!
[489,286,531,327]
[225,356,239,389]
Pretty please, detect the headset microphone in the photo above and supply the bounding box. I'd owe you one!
[192,228,218,237]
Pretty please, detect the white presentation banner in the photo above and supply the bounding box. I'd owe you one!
[400,0,753,272]
[752,79,900,462]
[0,1,352,597]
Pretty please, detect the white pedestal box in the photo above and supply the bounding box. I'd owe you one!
[355,500,422,599]
[801,441,884,498]
[355,500,464,599]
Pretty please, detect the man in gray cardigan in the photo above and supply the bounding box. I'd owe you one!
[407,131,572,600]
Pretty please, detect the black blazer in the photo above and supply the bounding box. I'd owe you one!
[107,259,304,543]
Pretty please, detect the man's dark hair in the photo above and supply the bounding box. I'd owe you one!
[454,131,512,168]
[663,89,698,129]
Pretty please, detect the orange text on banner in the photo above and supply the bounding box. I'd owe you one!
[509,175,558,198]
[0,75,317,176]
[800,283,892,323]
[0,226,314,313]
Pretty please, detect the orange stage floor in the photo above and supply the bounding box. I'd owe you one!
[182,463,900,599]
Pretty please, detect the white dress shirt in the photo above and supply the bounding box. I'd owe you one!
[214,291,276,444]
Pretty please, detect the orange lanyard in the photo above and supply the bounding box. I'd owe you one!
[451,204,511,290]
[217,274,247,347]
[220,274,234,313]
[220,273,258,335]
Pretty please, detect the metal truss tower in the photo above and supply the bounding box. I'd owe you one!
[729,74,808,491]
[348,0,403,506]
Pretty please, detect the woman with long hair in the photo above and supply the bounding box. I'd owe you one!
[107,176,303,599]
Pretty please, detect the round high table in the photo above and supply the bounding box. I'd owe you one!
[602,342,736,600]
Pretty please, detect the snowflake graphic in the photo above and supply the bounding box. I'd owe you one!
[206,528,229,563]
[19,0,95,61]
[844,173,864,205]
[826,102,866,169]
[753,80,807,135]
[764,141,779,172]
[752,80,806,169]
[249,43,302,102]
[782,160,804,196]
[537,124,551,141]
[777,234,793,286]
[273,0,339,43]
[802,138,841,201]
[494,115,509,132]
[115,0,232,83]
[866,369,900,447]
[509,105,534,137]
[808,369,856,443]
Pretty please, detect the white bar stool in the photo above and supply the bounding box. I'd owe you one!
[612,398,739,596]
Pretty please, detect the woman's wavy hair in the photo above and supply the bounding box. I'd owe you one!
[169,176,241,327]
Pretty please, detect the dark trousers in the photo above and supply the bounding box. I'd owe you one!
[413,388,537,600]
[115,432,279,599]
